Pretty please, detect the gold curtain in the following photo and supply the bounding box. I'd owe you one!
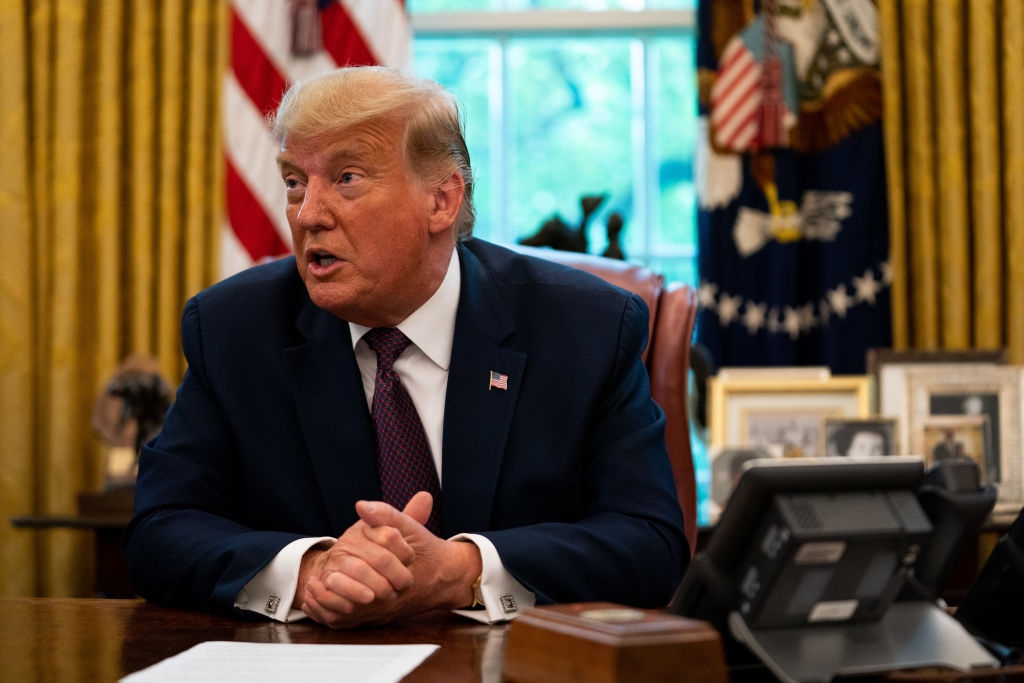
[0,0,226,597]
[880,0,1024,362]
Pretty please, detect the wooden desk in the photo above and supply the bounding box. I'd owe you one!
[2,598,1020,682]
[0,598,502,682]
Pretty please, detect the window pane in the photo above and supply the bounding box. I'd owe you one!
[645,0,695,8]
[647,256,697,288]
[506,37,633,252]
[504,0,646,9]
[408,0,502,11]
[413,39,496,240]
[651,35,697,254]
[412,16,698,285]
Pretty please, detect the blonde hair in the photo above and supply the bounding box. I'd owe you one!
[272,66,475,239]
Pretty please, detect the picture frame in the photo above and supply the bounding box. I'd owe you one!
[878,361,1009,459]
[898,364,1023,509]
[866,348,1009,390]
[915,415,990,477]
[710,375,872,458]
[823,417,899,457]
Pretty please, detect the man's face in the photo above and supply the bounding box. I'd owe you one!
[277,118,453,327]
[847,432,885,458]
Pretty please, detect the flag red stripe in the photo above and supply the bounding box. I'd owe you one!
[231,9,290,119]
[320,3,378,67]
[225,158,289,261]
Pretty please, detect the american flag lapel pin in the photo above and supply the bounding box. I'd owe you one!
[488,370,509,391]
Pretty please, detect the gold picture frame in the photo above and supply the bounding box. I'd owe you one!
[710,375,872,458]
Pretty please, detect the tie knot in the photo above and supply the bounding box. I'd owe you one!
[364,327,412,369]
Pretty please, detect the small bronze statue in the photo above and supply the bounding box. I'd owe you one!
[601,212,626,261]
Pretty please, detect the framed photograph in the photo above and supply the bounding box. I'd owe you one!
[866,348,1008,389]
[897,364,1023,509]
[915,415,990,475]
[878,361,1011,465]
[710,375,872,458]
[823,417,898,457]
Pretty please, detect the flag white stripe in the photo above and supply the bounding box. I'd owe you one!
[220,220,259,279]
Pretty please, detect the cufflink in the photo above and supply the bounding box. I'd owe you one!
[500,594,518,614]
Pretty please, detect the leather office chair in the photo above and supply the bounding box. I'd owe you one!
[514,245,700,555]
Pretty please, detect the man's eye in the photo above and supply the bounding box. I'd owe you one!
[284,178,299,189]
[339,172,355,184]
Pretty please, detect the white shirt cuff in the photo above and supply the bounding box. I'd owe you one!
[450,533,535,624]
[233,536,334,622]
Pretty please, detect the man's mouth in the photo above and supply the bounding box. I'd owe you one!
[307,250,339,268]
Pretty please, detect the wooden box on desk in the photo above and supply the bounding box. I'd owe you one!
[503,602,728,683]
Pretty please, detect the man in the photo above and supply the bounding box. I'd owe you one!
[932,429,963,463]
[123,67,688,629]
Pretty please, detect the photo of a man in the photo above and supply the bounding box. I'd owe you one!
[930,392,1000,483]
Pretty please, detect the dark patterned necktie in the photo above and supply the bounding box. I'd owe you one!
[363,327,441,534]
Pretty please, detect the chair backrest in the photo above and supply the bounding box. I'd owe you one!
[513,245,699,555]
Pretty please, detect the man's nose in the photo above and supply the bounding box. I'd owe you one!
[295,177,334,231]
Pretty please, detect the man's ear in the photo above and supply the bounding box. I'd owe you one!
[426,172,465,236]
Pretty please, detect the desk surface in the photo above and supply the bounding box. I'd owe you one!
[3,598,1020,683]
[0,598,502,682]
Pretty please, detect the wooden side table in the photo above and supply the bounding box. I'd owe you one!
[10,487,134,597]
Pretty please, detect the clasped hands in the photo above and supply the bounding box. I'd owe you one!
[296,491,482,629]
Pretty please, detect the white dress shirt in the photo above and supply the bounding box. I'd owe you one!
[234,248,534,624]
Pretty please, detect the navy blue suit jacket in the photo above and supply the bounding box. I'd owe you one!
[124,238,688,616]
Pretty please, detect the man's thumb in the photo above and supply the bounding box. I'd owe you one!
[403,491,434,527]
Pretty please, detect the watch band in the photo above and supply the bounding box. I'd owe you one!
[469,573,484,609]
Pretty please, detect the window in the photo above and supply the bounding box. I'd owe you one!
[409,1,698,285]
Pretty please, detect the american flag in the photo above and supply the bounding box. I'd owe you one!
[710,36,761,152]
[488,371,508,391]
[222,0,411,278]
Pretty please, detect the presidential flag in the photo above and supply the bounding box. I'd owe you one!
[222,0,411,277]
[695,0,891,373]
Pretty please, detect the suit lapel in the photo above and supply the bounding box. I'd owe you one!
[283,299,380,534]
[441,244,526,535]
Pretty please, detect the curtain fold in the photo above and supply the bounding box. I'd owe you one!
[881,0,1024,362]
[0,0,225,598]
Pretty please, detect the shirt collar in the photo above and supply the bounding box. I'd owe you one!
[349,247,461,371]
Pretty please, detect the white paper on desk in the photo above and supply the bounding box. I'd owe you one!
[120,641,439,683]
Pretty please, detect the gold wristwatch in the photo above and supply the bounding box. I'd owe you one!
[469,573,484,609]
